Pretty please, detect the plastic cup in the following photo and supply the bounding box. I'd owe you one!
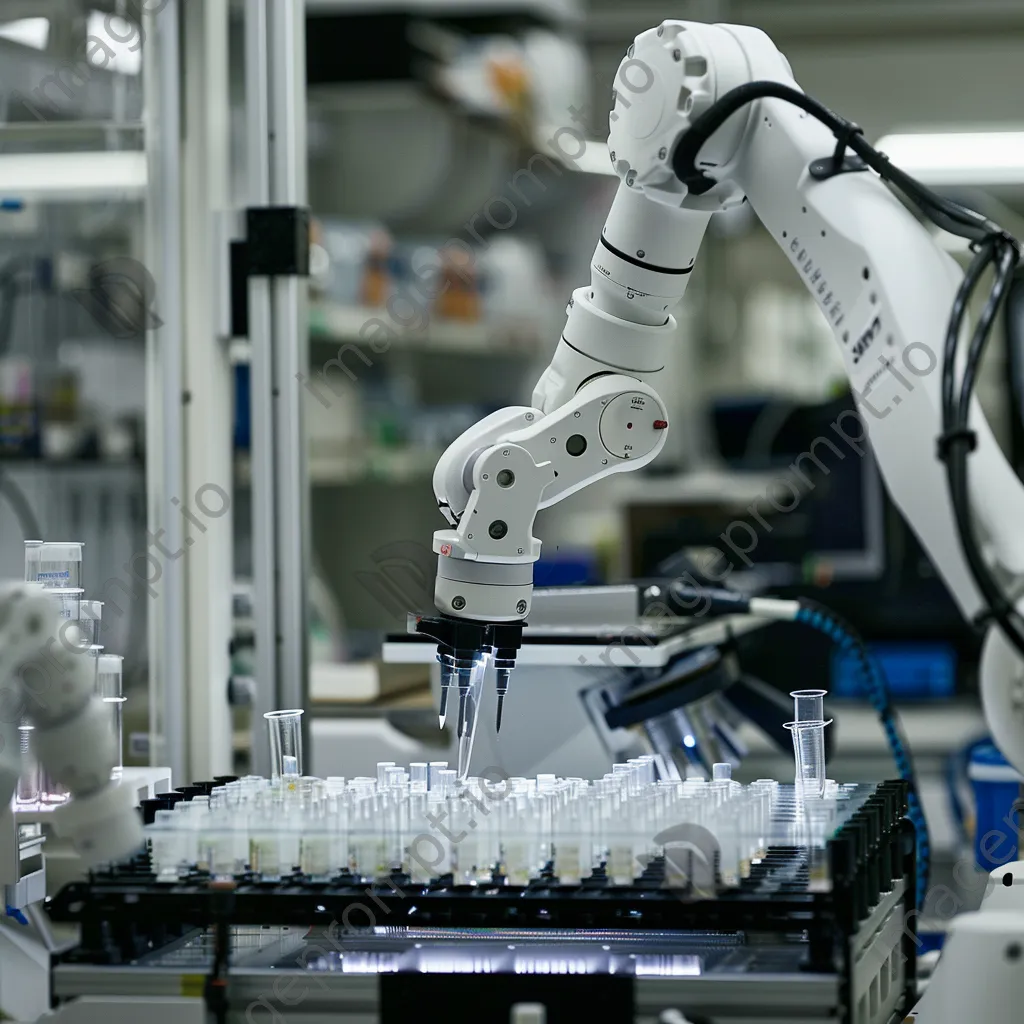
[790,689,827,723]
[264,709,304,779]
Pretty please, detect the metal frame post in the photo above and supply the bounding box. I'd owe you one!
[143,0,186,785]
[245,0,310,771]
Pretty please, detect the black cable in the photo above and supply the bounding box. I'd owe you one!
[944,240,1024,656]
[672,81,1005,244]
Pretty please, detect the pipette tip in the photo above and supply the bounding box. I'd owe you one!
[495,694,505,733]
[438,685,449,730]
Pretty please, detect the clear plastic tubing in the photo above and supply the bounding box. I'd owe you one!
[97,653,125,779]
[265,709,304,779]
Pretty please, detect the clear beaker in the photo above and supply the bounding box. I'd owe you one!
[265,709,304,779]
[34,542,84,588]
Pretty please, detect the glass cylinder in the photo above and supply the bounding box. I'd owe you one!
[97,653,124,779]
[16,723,39,805]
[264,709,304,779]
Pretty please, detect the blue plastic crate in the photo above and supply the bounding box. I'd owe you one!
[968,742,1023,871]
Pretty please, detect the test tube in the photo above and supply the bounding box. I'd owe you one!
[34,542,84,588]
[376,762,396,788]
[97,654,124,779]
[428,761,448,794]
[16,723,39,805]
[784,690,831,800]
[265,709,304,779]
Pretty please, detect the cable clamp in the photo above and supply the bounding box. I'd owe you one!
[935,428,977,461]
[831,122,864,170]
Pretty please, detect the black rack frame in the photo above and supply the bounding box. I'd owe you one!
[49,780,916,1021]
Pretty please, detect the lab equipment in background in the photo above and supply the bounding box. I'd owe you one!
[265,709,305,780]
[25,539,83,589]
[0,356,36,456]
[97,654,124,780]
[15,537,131,805]
[636,398,975,699]
[968,742,1023,871]
[306,5,586,233]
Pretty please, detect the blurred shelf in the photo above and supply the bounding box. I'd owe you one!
[0,458,142,473]
[235,446,441,486]
[0,151,146,202]
[0,121,144,143]
[306,0,580,24]
[308,301,543,357]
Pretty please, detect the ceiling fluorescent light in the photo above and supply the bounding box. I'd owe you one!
[875,131,1024,187]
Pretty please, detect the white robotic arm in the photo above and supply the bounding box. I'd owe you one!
[424,19,1024,779]
[0,583,144,865]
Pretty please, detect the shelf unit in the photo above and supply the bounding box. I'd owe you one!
[308,301,544,356]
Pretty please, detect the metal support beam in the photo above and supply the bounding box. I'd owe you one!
[245,0,311,772]
[143,0,186,785]
[180,0,234,780]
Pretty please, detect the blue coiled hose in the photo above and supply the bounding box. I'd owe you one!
[795,600,930,908]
